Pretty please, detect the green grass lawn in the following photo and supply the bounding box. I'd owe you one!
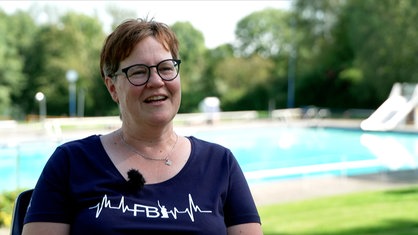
[259,186,418,235]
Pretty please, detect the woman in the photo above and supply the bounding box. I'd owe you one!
[23,18,262,234]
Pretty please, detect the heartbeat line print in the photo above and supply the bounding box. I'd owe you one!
[159,194,212,222]
[89,193,212,222]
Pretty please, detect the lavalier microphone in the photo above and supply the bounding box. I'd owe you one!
[127,169,146,191]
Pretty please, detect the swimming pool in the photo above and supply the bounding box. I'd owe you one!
[1,125,418,191]
[193,125,418,183]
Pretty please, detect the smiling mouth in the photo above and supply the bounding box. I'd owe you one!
[145,95,167,103]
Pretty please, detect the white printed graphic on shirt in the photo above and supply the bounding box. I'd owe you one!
[89,194,212,222]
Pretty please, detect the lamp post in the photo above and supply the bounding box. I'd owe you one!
[35,92,46,121]
[287,17,297,109]
[66,70,78,117]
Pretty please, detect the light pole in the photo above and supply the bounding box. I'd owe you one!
[66,70,78,117]
[287,17,297,109]
[35,92,46,121]
[77,88,85,117]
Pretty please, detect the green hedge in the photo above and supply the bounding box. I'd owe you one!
[0,189,25,228]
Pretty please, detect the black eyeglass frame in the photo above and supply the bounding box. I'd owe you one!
[113,59,181,86]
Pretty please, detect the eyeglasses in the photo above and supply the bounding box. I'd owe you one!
[113,59,181,86]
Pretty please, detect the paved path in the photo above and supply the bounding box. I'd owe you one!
[250,169,418,206]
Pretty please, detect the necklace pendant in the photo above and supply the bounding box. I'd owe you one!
[165,159,172,166]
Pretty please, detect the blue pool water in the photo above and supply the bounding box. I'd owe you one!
[1,141,58,192]
[1,126,418,191]
[193,126,418,183]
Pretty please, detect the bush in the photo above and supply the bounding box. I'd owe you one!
[0,189,24,228]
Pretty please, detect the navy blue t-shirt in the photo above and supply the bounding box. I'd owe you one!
[24,135,260,234]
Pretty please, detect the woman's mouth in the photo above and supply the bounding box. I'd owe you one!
[145,95,167,103]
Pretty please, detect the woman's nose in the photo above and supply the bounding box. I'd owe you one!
[146,68,164,87]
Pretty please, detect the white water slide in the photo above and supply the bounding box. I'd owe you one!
[361,83,418,131]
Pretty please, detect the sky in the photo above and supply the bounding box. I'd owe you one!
[1,0,292,48]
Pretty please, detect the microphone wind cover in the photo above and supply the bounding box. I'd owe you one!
[127,169,146,191]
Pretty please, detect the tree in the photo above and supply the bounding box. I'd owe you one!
[235,8,294,58]
[171,21,207,112]
[292,0,351,109]
[0,10,36,118]
[294,0,418,109]
[59,12,112,116]
[20,12,110,117]
[232,8,294,110]
[214,54,274,110]
[201,44,235,100]
[343,0,418,105]
[105,5,137,30]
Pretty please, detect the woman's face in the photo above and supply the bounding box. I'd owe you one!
[105,36,181,127]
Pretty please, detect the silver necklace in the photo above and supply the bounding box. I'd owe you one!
[120,131,178,166]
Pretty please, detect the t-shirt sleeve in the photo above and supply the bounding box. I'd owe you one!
[24,146,73,224]
[223,150,261,227]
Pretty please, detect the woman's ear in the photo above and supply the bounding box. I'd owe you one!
[104,76,119,103]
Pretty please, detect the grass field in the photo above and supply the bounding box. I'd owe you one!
[259,186,418,235]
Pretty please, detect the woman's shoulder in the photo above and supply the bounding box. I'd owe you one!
[57,135,103,154]
[60,134,101,147]
[187,136,226,149]
[187,136,234,160]
[49,135,107,166]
